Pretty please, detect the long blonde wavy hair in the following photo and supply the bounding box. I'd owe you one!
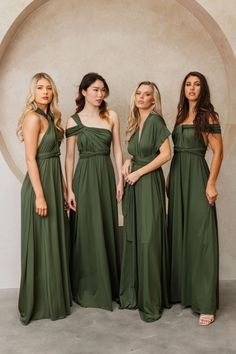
[126,81,162,139]
[17,72,63,141]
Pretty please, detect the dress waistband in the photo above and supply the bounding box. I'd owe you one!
[174,147,206,157]
[133,154,157,167]
[37,151,61,160]
[79,151,110,159]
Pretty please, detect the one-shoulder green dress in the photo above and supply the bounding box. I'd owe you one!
[119,113,171,322]
[168,124,221,314]
[18,108,71,325]
[66,114,120,311]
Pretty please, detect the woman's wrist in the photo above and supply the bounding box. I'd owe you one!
[207,179,216,186]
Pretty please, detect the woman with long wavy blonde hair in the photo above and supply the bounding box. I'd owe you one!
[119,81,171,322]
[126,81,162,139]
[18,72,71,325]
[17,72,63,140]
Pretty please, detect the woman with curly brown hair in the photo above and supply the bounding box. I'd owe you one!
[167,72,223,326]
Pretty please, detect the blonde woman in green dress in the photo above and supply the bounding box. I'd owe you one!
[65,73,123,311]
[17,73,71,324]
[167,72,223,326]
[120,81,171,322]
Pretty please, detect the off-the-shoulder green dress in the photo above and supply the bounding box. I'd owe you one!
[66,113,120,311]
[18,108,71,325]
[119,113,171,322]
[168,124,221,314]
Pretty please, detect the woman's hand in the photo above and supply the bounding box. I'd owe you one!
[36,196,47,216]
[122,159,132,178]
[67,190,77,211]
[116,181,124,203]
[206,182,218,205]
[125,170,141,185]
[63,187,69,211]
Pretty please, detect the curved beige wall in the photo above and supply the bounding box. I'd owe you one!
[0,0,236,287]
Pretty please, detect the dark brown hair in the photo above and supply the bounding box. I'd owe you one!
[176,71,219,137]
[75,72,109,120]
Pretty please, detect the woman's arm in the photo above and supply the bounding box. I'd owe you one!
[122,158,132,178]
[65,117,77,211]
[125,138,171,185]
[205,132,223,205]
[22,112,47,216]
[110,110,123,202]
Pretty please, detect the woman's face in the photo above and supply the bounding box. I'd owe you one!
[184,75,201,102]
[34,78,53,106]
[82,80,106,107]
[135,84,154,110]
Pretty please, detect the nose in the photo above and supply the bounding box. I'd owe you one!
[97,90,103,98]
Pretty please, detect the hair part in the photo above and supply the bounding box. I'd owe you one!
[17,72,63,141]
[75,72,110,121]
[176,71,219,137]
[126,81,162,139]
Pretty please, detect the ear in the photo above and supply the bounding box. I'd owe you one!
[82,89,86,97]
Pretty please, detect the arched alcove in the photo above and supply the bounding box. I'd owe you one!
[0,0,235,182]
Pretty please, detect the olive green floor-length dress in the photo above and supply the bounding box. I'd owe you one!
[168,124,221,315]
[66,114,120,311]
[18,108,71,325]
[119,113,171,322]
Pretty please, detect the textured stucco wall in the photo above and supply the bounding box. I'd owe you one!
[0,0,235,288]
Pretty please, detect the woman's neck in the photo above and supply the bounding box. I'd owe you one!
[187,101,197,121]
[82,102,100,117]
[37,103,48,113]
[139,108,152,121]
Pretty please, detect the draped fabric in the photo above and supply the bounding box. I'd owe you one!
[66,114,120,311]
[19,108,71,325]
[168,124,221,314]
[119,113,171,322]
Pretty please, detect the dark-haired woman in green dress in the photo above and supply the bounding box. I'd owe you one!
[17,73,71,325]
[167,72,223,326]
[120,81,171,322]
[65,73,123,311]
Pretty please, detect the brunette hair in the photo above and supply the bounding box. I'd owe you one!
[176,71,219,136]
[17,72,63,141]
[75,72,109,120]
[126,81,162,139]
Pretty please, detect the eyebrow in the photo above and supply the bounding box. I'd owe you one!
[186,80,200,83]
[136,90,152,93]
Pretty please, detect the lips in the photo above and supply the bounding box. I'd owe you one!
[42,97,49,100]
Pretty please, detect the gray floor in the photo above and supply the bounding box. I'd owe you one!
[0,281,235,354]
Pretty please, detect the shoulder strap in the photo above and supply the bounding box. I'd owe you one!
[71,113,81,126]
